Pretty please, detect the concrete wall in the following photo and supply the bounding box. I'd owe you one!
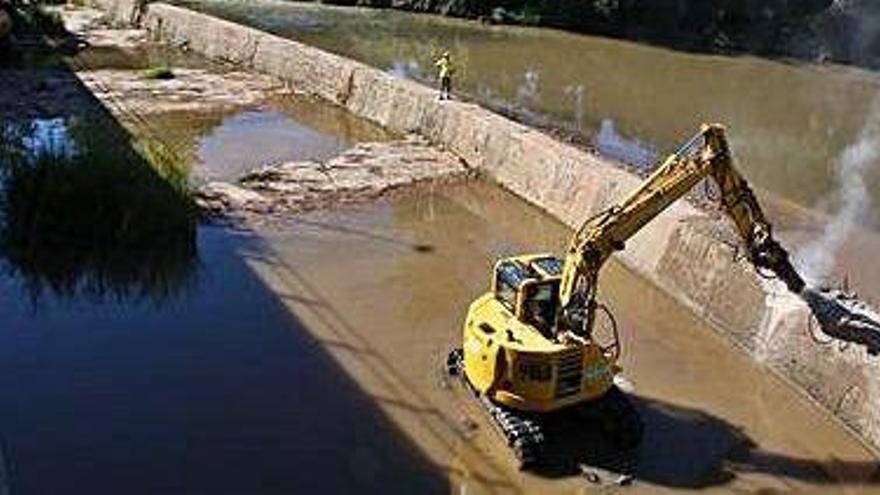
[111,1,880,452]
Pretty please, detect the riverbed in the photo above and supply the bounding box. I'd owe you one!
[1,180,876,493]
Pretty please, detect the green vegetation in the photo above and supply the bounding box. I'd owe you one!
[0,120,198,302]
[7,0,66,36]
[0,1,197,302]
[142,65,176,80]
[2,0,70,66]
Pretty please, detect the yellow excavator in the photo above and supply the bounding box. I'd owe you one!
[446,124,805,467]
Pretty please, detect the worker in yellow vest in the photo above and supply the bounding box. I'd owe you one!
[434,51,454,101]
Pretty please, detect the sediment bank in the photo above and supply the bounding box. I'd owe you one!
[91,0,880,453]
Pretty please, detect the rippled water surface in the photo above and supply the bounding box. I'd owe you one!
[175,0,880,222]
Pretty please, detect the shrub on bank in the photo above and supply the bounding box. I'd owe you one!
[0,120,198,302]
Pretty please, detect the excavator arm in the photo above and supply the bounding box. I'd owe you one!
[558,124,805,337]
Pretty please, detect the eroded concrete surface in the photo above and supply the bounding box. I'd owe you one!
[79,68,286,114]
[195,136,467,220]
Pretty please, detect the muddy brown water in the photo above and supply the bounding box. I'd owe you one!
[1,180,875,493]
[3,21,877,491]
[67,34,393,183]
[140,94,391,182]
[170,0,880,302]
[173,0,880,219]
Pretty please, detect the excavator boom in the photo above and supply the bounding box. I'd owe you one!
[558,124,804,336]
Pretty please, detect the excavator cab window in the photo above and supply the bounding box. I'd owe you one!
[496,277,517,311]
[531,256,563,277]
[495,261,529,312]
[522,281,559,339]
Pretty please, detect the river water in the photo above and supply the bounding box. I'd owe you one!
[175,0,880,222]
[2,179,875,493]
[141,94,391,182]
[1,15,877,492]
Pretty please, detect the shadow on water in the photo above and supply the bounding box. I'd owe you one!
[234,230,517,491]
[234,200,878,492]
[0,226,449,493]
[0,25,449,495]
[0,28,198,304]
[2,16,875,492]
[532,394,880,489]
[288,217,434,253]
[0,120,198,304]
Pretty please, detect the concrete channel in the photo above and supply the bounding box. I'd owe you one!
[92,0,880,453]
[0,0,878,491]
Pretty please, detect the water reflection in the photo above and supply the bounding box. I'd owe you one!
[0,118,198,304]
[594,118,657,172]
[196,108,353,182]
[176,0,880,216]
[17,118,76,157]
[140,94,392,183]
[388,58,420,78]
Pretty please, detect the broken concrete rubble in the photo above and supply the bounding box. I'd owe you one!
[194,136,468,220]
[79,68,289,115]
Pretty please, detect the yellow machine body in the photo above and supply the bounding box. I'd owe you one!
[457,124,805,418]
[462,253,618,412]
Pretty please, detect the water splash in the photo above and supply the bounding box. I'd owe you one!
[388,58,421,78]
[515,69,540,109]
[795,97,880,286]
[594,118,657,172]
[564,84,584,133]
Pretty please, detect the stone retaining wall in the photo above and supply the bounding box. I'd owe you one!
[98,0,880,452]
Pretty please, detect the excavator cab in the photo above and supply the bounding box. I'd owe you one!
[522,282,559,338]
[493,255,563,339]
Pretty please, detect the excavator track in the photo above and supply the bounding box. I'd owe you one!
[479,395,545,467]
[445,348,643,469]
[446,348,546,468]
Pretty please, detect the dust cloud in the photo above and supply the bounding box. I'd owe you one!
[795,96,880,286]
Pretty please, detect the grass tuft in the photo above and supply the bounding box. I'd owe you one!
[142,66,175,80]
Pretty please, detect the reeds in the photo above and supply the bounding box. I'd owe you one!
[0,119,199,303]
